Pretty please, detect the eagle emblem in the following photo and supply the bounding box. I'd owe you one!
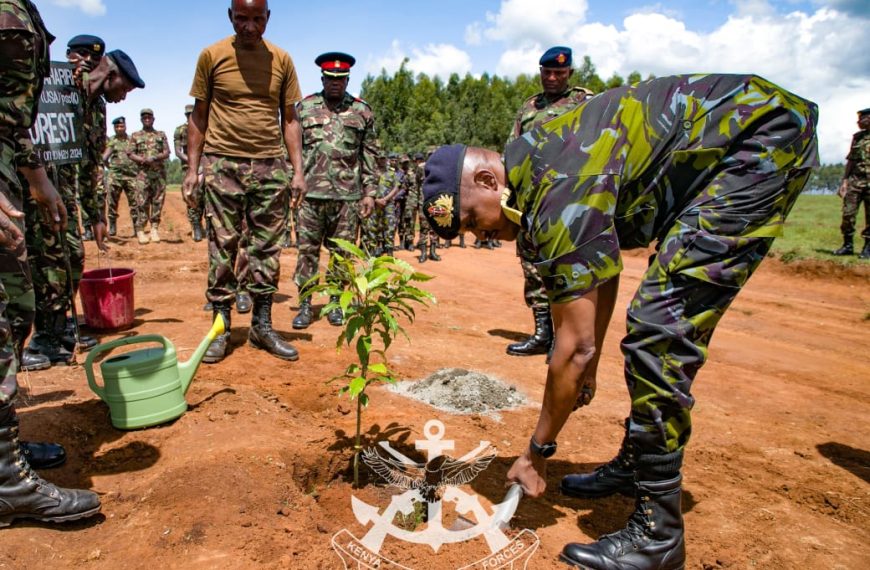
[427,194,455,229]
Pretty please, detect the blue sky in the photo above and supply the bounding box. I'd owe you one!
[39,0,870,163]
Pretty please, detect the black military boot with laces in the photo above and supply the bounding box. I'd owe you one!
[326,295,344,326]
[248,295,298,361]
[292,298,313,329]
[562,418,635,498]
[560,475,685,570]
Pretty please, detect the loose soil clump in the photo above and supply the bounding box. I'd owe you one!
[391,367,526,414]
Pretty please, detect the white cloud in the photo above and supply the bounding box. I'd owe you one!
[368,41,473,80]
[51,0,106,16]
[481,0,868,162]
[465,22,482,46]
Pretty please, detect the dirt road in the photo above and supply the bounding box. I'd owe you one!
[2,194,868,569]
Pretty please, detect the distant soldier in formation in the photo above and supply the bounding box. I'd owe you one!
[174,104,205,242]
[129,108,170,244]
[400,152,423,251]
[415,152,441,263]
[104,116,139,237]
[185,0,305,363]
[292,52,377,329]
[506,46,593,358]
[832,107,870,259]
[361,152,400,256]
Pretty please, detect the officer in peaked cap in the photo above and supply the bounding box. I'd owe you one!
[315,51,356,77]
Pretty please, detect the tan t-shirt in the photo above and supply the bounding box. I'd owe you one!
[190,36,301,159]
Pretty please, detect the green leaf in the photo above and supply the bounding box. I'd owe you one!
[354,276,369,294]
[359,393,370,408]
[330,238,366,260]
[368,362,388,375]
[410,272,435,282]
[348,376,367,398]
[340,290,353,313]
[356,335,372,367]
[345,316,363,344]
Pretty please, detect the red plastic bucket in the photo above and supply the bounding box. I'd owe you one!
[79,268,136,330]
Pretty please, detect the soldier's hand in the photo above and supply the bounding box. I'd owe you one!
[837,180,848,199]
[359,196,375,219]
[289,171,307,209]
[92,222,109,252]
[573,374,597,410]
[375,198,387,209]
[507,449,547,498]
[25,171,68,233]
[182,169,201,209]
[0,193,25,249]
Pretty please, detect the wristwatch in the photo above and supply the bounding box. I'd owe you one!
[529,436,557,458]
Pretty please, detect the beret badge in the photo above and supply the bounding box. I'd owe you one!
[427,195,455,229]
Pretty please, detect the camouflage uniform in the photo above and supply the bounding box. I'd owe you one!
[505,74,819,461]
[402,163,422,246]
[361,167,398,255]
[130,128,169,227]
[840,129,869,241]
[174,121,204,229]
[414,161,438,247]
[294,91,377,290]
[508,86,592,311]
[105,134,139,230]
[0,0,52,401]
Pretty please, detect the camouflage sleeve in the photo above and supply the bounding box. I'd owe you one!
[0,26,41,178]
[360,112,378,199]
[173,126,182,149]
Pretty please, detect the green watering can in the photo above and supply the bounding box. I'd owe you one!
[85,315,226,430]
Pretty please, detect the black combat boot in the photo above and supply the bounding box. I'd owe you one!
[459,234,466,248]
[108,219,117,237]
[19,441,66,470]
[327,294,344,326]
[236,291,253,314]
[248,295,299,361]
[19,351,50,372]
[25,312,74,366]
[292,298,313,329]
[417,244,428,263]
[61,317,97,352]
[859,240,870,260]
[444,239,452,249]
[832,234,854,256]
[507,308,553,356]
[403,235,414,251]
[192,220,204,242]
[0,413,101,527]
[484,239,495,250]
[203,304,232,364]
[560,474,685,570]
[428,243,441,262]
[473,238,483,249]
[562,418,636,498]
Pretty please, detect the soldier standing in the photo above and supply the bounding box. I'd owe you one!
[420,74,818,570]
[415,151,441,263]
[292,52,377,329]
[103,116,139,236]
[0,0,102,525]
[506,46,593,358]
[184,0,305,363]
[174,104,205,242]
[832,107,870,259]
[129,109,170,244]
[361,152,400,257]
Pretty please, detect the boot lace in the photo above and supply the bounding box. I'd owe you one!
[602,493,655,552]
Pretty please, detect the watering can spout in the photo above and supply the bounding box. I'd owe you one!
[178,314,226,394]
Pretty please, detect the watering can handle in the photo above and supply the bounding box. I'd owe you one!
[84,335,172,399]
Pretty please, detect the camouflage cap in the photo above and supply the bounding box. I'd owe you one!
[111,116,125,125]
[420,144,466,240]
[184,104,194,114]
[140,108,154,116]
[67,34,105,56]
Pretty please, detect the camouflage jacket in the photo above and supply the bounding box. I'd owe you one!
[846,130,870,186]
[77,94,107,221]
[298,91,377,201]
[375,167,398,200]
[406,162,425,210]
[0,0,52,185]
[174,122,188,165]
[508,86,593,144]
[130,129,170,172]
[505,74,819,304]
[105,135,137,176]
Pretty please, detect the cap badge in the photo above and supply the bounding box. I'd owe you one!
[556,53,566,64]
[428,194,454,229]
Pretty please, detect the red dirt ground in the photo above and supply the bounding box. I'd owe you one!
[1,194,868,569]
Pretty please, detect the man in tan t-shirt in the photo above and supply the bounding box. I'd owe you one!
[183,0,306,364]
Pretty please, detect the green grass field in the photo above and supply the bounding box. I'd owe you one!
[773,194,867,265]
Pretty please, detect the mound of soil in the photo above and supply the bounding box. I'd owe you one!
[391,368,526,414]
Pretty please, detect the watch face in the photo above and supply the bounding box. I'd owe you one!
[540,443,557,458]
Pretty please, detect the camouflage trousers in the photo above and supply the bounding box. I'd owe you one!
[0,174,34,407]
[416,214,439,248]
[137,168,166,227]
[182,165,204,228]
[360,201,396,255]
[516,231,548,311]
[27,164,85,314]
[294,198,359,291]
[840,180,869,240]
[622,152,813,458]
[203,154,288,303]
[106,170,140,229]
[392,198,406,243]
[401,202,417,244]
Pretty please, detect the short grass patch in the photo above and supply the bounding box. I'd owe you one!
[773,194,867,265]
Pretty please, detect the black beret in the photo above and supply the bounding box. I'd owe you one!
[540,46,572,68]
[859,108,870,116]
[67,34,105,55]
[106,49,145,89]
[414,152,424,161]
[111,116,125,125]
[421,144,466,240]
[315,52,355,77]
